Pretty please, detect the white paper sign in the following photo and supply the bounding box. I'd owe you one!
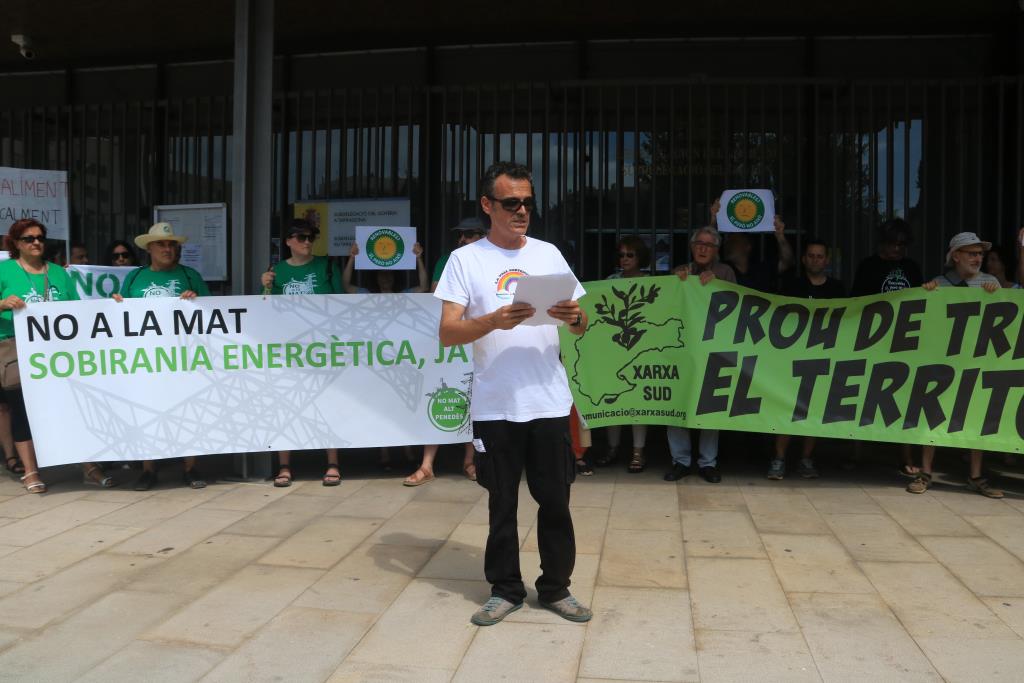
[180,244,203,271]
[154,203,227,280]
[66,265,137,300]
[511,273,579,326]
[354,226,417,270]
[716,189,776,233]
[0,167,70,241]
[16,294,474,466]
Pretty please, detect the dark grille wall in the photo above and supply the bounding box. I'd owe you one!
[2,77,1021,287]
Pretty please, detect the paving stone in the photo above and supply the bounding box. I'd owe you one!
[915,636,1024,682]
[368,500,473,548]
[522,507,607,555]
[411,477,486,504]
[859,561,1016,639]
[928,487,1023,517]
[80,488,157,503]
[688,557,798,632]
[95,493,209,527]
[681,510,765,559]
[579,586,698,682]
[0,629,20,652]
[345,578,488,670]
[0,543,19,557]
[677,484,748,511]
[79,641,224,683]
[454,620,585,682]
[0,499,127,546]
[0,590,181,681]
[327,661,454,682]
[870,493,980,536]
[143,564,323,649]
[598,528,686,588]
[419,522,491,582]
[295,541,434,614]
[201,607,375,683]
[788,592,941,681]
[804,487,884,515]
[0,522,143,582]
[0,518,14,529]
[108,507,250,557]
[257,516,381,568]
[197,481,296,512]
[0,581,24,598]
[823,513,934,563]
[917,536,1024,597]
[126,533,281,598]
[608,484,681,531]
[290,477,369,498]
[982,597,1024,639]
[568,479,615,508]
[325,480,419,519]
[223,492,338,537]
[0,552,163,629]
[743,492,830,535]
[762,534,875,594]
[0,489,88,519]
[695,629,821,683]
[965,514,1024,563]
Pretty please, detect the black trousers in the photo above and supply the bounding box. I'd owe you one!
[472,416,576,604]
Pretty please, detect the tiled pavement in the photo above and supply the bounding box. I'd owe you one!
[1,460,1024,682]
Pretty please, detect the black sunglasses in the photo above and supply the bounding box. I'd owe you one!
[487,195,536,213]
[290,233,316,243]
[18,235,45,244]
[112,250,131,258]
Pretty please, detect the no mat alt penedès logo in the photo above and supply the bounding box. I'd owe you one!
[726,192,766,230]
[427,382,470,432]
[366,228,405,267]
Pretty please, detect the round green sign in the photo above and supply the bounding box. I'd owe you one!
[726,192,766,230]
[366,228,405,267]
[428,386,469,432]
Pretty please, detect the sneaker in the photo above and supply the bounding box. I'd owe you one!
[798,458,819,479]
[470,596,522,626]
[766,459,785,480]
[539,594,592,623]
[183,468,207,489]
[576,458,594,476]
[698,465,721,483]
[966,477,1004,499]
[133,470,157,491]
[906,472,931,494]
[663,462,691,481]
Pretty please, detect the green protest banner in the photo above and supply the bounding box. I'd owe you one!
[561,276,1024,454]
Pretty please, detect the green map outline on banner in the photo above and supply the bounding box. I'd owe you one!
[560,276,1024,454]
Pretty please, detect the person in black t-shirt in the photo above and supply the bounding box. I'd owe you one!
[850,218,923,296]
[710,196,794,292]
[767,239,845,480]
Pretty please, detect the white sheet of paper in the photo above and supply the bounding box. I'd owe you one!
[716,189,776,233]
[511,273,579,326]
[354,225,417,270]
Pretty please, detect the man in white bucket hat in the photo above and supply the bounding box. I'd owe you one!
[113,222,210,491]
[907,231,1002,498]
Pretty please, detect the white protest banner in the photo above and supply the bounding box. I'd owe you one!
[294,199,411,257]
[716,189,776,233]
[66,265,137,300]
[354,226,417,270]
[0,167,70,241]
[15,294,473,466]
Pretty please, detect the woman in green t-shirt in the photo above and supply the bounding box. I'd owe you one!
[0,219,111,492]
[112,222,210,491]
[260,219,343,486]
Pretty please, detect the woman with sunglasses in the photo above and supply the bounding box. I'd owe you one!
[0,219,106,492]
[260,218,343,487]
[596,235,651,473]
[103,240,138,267]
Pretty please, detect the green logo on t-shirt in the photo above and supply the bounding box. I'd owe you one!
[427,381,469,432]
[726,192,765,230]
[366,229,405,268]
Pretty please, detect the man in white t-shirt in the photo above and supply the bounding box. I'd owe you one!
[434,161,591,627]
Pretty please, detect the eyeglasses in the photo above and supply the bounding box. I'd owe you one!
[487,195,536,212]
[112,251,131,259]
[290,233,316,243]
[618,251,636,258]
[18,235,45,244]
[692,240,718,250]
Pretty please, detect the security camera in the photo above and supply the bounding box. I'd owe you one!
[10,35,35,60]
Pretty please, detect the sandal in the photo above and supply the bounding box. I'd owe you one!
[4,454,24,475]
[403,467,435,487]
[463,462,477,482]
[83,465,116,488]
[322,465,341,487]
[20,470,46,494]
[906,472,932,494]
[967,476,1004,499]
[627,447,645,473]
[899,464,920,477]
[273,466,292,488]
